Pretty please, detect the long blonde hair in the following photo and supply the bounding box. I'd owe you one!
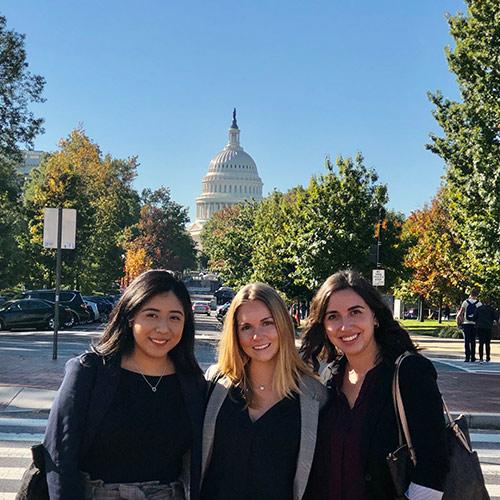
[218,282,313,403]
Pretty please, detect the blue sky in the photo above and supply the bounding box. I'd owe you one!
[3,0,465,221]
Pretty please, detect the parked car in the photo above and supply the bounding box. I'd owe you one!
[216,301,231,323]
[0,298,74,330]
[192,301,211,316]
[20,290,91,324]
[83,299,100,322]
[84,295,114,320]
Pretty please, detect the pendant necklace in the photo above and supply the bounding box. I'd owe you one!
[133,361,168,393]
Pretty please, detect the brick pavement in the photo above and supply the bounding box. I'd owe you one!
[1,329,499,421]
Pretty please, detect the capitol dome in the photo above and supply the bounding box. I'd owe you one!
[189,110,263,245]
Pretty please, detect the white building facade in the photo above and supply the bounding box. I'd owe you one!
[189,110,263,245]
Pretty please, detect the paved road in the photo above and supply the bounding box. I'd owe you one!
[1,320,500,497]
[1,418,499,499]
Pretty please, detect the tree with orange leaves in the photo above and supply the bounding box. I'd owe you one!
[401,188,467,306]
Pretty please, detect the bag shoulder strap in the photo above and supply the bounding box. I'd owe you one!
[392,352,417,466]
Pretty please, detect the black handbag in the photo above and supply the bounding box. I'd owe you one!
[15,443,49,500]
[386,352,490,500]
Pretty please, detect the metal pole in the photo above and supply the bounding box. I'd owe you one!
[52,207,62,360]
[376,207,385,269]
[376,223,381,268]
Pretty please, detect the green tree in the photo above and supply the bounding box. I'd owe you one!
[0,14,45,289]
[427,0,500,298]
[201,202,258,287]
[251,188,311,300]
[125,187,196,278]
[293,154,388,290]
[22,129,140,292]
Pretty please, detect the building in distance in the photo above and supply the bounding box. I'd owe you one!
[189,109,263,247]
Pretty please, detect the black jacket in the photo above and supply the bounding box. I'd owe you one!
[319,354,448,499]
[43,352,206,500]
[474,304,498,330]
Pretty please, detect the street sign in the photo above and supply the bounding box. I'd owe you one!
[372,269,385,286]
[43,208,77,249]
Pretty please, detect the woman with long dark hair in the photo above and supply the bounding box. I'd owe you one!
[43,269,206,500]
[301,270,448,500]
[200,283,327,500]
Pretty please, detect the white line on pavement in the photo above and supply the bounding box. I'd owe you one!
[0,418,47,428]
[472,433,500,443]
[0,447,31,458]
[0,467,25,480]
[0,493,16,500]
[0,433,43,442]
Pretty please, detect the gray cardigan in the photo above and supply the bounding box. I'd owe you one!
[201,365,327,500]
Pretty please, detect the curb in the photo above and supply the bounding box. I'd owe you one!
[452,412,500,431]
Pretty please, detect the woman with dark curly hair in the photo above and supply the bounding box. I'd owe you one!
[301,270,448,500]
[43,270,206,500]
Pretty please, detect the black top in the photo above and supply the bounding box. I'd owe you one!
[306,363,384,500]
[474,304,498,330]
[81,368,192,484]
[201,387,301,500]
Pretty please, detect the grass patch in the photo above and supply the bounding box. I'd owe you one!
[400,319,457,337]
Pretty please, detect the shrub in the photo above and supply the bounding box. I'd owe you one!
[437,326,463,339]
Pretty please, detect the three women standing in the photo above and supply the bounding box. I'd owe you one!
[43,270,206,500]
[302,270,449,500]
[200,283,327,500]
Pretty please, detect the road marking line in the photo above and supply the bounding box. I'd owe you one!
[472,433,500,443]
[486,483,500,496]
[0,446,31,458]
[480,463,500,474]
[0,433,43,442]
[0,466,25,479]
[0,493,16,500]
[0,417,47,428]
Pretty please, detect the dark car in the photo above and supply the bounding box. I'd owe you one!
[216,301,231,323]
[0,299,74,330]
[84,295,114,320]
[20,290,91,324]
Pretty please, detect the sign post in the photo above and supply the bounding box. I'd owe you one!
[372,269,385,287]
[43,208,76,359]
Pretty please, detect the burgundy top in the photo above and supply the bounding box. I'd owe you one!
[305,361,384,500]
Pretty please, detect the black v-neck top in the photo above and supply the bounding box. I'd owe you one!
[201,386,301,500]
[81,368,191,484]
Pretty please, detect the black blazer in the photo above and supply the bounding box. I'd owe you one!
[43,352,206,500]
[320,354,449,499]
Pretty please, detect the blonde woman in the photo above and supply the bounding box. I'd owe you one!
[200,283,327,500]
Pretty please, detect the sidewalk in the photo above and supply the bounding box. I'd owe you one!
[1,334,500,429]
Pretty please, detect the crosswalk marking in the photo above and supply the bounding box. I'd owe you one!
[1,417,500,499]
[0,447,31,458]
[0,432,44,442]
[0,417,47,428]
[488,484,500,497]
[472,432,500,443]
[0,493,16,500]
[0,467,25,480]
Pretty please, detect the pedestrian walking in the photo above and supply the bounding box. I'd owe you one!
[301,270,448,500]
[443,304,450,321]
[474,298,498,363]
[300,301,308,320]
[42,270,206,500]
[200,283,327,500]
[457,288,482,362]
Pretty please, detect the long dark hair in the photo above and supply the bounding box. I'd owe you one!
[92,269,201,374]
[300,270,416,370]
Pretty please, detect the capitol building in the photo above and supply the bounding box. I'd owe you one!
[189,110,263,246]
